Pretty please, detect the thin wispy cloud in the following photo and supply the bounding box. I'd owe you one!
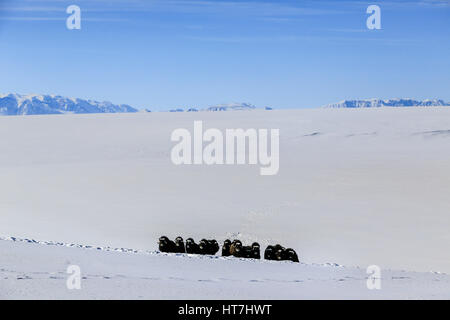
[0,0,347,18]
[316,0,449,6]
[0,16,64,21]
[0,0,349,30]
[0,6,64,12]
[327,28,371,33]
[184,34,311,43]
[0,16,128,22]
[184,33,418,46]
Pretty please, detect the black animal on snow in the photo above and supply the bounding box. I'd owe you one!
[185,238,201,254]
[222,239,232,256]
[229,239,242,256]
[285,248,299,263]
[251,242,261,259]
[264,244,299,263]
[158,236,177,253]
[199,239,219,255]
[264,245,275,260]
[174,236,185,253]
[274,244,285,261]
[229,240,260,259]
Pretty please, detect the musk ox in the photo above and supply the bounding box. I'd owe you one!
[229,239,242,256]
[229,240,260,259]
[158,236,177,253]
[185,238,201,254]
[250,242,261,259]
[174,236,185,253]
[264,244,299,263]
[199,239,219,255]
[285,248,299,263]
[264,245,275,260]
[159,236,186,253]
[222,239,232,256]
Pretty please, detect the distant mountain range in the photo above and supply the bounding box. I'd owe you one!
[206,103,257,111]
[323,99,450,108]
[0,93,139,115]
[170,103,260,112]
[0,93,268,115]
[2,93,447,116]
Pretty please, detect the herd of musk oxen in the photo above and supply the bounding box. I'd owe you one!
[158,236,299,263]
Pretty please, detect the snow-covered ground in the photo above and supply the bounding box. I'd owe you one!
[1,236,450,299]
[1,107,450,299]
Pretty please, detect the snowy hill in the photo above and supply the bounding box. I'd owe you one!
[2,107,450,298]
[323,98,450,108]
[0,93,138,115]
[2,236,450,299]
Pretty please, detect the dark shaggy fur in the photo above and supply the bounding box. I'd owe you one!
[199,239,219,255]
[158,236,176,253]
[222,239,232,256]
[229,240,260,259]
[174,236,185,253]
[185,238,201,254]
[264,244,299,263]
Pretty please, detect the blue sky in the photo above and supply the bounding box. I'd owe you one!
[0,0,449,110]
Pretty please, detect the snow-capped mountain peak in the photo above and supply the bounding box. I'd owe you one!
[0,93,139,116]
[323,98,450,108]
[206,102,256,112]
